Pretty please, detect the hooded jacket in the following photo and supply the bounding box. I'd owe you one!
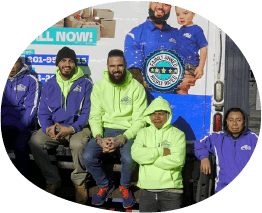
[1,64,40,130]
[89,69,147,139]
[131,96,186,189]
[38,67,92,133]
[192,108,258,193]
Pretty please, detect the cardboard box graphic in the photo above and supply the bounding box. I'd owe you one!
[82,22,101,40]
[65,16,85,28]
[81,7,92,18]
[67,7,92,19]
[100,19,116,38]
[93,9,114,19]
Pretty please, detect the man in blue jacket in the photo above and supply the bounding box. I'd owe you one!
[192,108,258,193]
[29,47,92,204]
[124,2,177,86]
[1,57,40,180]
[124,2,197,94]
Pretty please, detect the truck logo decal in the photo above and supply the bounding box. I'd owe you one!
[142,49,185,93]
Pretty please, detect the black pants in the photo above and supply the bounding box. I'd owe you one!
[2,125,32,179]
[139,189,182,212]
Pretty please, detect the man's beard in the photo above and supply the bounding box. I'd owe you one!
[109,69,127,85]
[148,8,170,24]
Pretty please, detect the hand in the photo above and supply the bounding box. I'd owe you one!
[103,137,122,153]
[102,138,116,153]
[95,135,115,153]
[143,77,149,88]
[201,158,211,175]
[46,124,56,139]
[194,66,204,79]
[177,71,197,94]
[163,148,171,156]
[54,123,74,140]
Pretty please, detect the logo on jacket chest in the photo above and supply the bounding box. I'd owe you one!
[183,33,192,38]
[169,38,177,44]
[159,140,171,148]
[241,145,251,150]
[14,84,26,92]
[121,96,132,105]
[73,85,82,92]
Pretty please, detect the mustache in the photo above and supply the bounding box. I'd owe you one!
[157,9,165,14]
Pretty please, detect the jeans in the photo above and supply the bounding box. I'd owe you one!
[139,189,182,212]
[82,128,136,188]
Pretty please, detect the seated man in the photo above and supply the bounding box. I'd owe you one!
[192,107,258,193]
[1,57,40,180]
[82,49,147,209]
[29,46,92,204]
[131,96,186,212]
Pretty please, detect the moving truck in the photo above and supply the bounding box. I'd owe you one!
[4,1,255,209]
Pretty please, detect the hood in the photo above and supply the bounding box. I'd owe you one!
[144,96,172,129]
[55,66,84,110]
[102,69,133,87]
[223,107,249,138]
[8,64,29,81]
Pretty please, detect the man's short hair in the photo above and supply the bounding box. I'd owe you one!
[226,108,245,121]
[107,49,127,65]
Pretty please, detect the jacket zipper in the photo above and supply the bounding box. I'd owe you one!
[234,139,236,157]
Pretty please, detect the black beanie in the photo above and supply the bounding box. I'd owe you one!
[55,46,78,66]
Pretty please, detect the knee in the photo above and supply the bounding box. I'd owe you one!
[82,149,95,166]
[121,153,135,165]
[28,130,45,148]
[82,140,101,163]
[70,139,86,151]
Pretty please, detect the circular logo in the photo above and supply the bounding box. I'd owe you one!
[142,49,185,93]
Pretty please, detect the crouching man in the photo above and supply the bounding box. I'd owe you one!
[29,46,92,204]
[131,96,186,212]
[192,107,258,193]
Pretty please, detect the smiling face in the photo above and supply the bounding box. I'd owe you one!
[226,111,245,137]
[107,56,127,84]
[175,6,195,27]
[150,110,168,129]
[149,2,171,19]
[58,58,76,80]
[9,58,22,77]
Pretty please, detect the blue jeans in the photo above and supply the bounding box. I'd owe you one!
[82,128,136,188]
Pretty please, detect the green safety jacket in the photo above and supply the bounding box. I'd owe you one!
[89,69,147,139]
[131,96,186,189]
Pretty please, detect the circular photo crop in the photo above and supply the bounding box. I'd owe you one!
[1,1,261,213]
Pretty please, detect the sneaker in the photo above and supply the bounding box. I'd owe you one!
[92,181,115,206]
[120,185,135,209]
[45,180,62,194]
[75,182,88,204]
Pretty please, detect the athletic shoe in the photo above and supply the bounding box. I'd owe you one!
[120,185,135,209]
[92,181,115,206]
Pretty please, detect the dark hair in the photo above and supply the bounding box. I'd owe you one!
[226,108,245,121]
[107,49,126,65]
